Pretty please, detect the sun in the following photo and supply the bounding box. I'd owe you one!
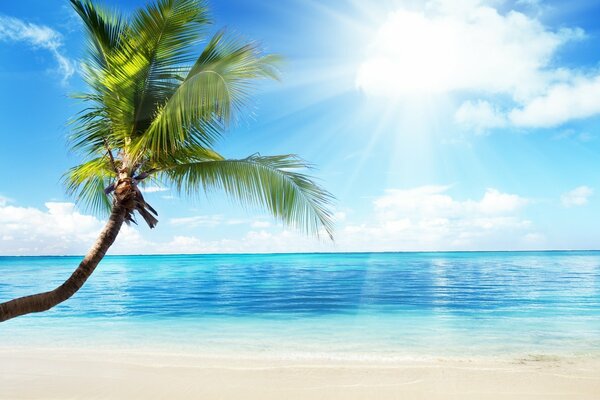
[356,9,461,96]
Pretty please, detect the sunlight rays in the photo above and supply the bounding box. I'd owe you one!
[257,0,470,196]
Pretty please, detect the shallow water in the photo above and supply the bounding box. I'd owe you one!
[1,252,599,358]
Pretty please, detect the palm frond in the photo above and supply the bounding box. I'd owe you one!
[70,0,126,71]
[149,143,225,170]
[128,0,210,136]
[65,0,334,239]
[160,154,334,239]
[132,31,281,157]
[63,156,115,215]
[70,0,137,150]
[68,98,114,155]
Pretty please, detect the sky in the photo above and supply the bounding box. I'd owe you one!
[1,0,600,255]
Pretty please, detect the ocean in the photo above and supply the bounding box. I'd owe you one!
[1,252,599,359]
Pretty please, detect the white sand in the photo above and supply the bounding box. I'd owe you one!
[1,348,599,399]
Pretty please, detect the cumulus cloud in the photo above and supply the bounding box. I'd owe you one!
[373,186,527,218]
[356,0,581,98]
[0,197,316,255]
[169,215,256,228]
[139,186,169,193]
[332,211,347,222]
[516,0,541,5]
[251,220,272,229]
[355,1,600,130]
[0,201,154,255]
[457,73,600,130]
[454,100,507,131]
[0,15,75,83]
[169,215,226,228]
[561,186,593,207]
[142,186,536,253]
[0,202,102,255]
[467,74,600,130]
[149,231,323,254]
[0,187,537,255]
[346,185,533,250]
[509,75,600,127]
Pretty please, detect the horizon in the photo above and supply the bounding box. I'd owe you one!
[2,248,600,258]
[2,0,600,255]
[1,2,599,397]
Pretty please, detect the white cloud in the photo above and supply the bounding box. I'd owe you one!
[509,75,600,127]
[139,186,169,193]
[169,215,267,229]
[561,186,593,207]
[469,73,600,130]
[478,188,529,213]
[332,211,347,222]
[553,129,596,142]
[169,215,224,228]
[0,202,102,255]
[344,186,532,251]
[373,186,527,218]
[251,220,272,228]
[0,200,153,255]
[454,100,507,131]
[150,230,322,254]
[516,0,541,5]
[143,187,535,253]
[356,1,581,98]
[0,15,75,83]
[355,1,600,130]
[0,188,537,255]
[0,199,310,256]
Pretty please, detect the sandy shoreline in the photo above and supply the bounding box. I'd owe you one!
[1,348,599,399]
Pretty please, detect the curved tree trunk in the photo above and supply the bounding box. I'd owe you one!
[0,203,127,323]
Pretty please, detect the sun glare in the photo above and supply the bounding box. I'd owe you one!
[357,10,459,96]
[354,3,576,99]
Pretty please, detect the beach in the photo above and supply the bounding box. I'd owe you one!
[1,348,599,399]
[3,0,600,397]
[1,252,599,399]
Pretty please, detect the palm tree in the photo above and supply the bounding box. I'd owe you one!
[0,0,333,323]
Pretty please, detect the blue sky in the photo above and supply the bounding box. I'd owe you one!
[1,0,600,255]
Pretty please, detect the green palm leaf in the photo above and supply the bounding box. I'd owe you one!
[160,154,334,239]
[63,156,115,215]
[128,0,210,137]
[133,31,281,157]
[65,0,334,240]
[70,0,126,71]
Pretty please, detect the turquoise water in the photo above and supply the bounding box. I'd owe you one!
[1,252,599,358]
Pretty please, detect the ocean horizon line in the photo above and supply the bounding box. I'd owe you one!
[2,249,600,258]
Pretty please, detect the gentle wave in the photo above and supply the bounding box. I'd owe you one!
[1,252,599,357]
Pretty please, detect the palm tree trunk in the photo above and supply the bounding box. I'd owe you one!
[0,203,127,323]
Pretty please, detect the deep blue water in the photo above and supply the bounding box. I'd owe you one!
[1,252,599,358]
